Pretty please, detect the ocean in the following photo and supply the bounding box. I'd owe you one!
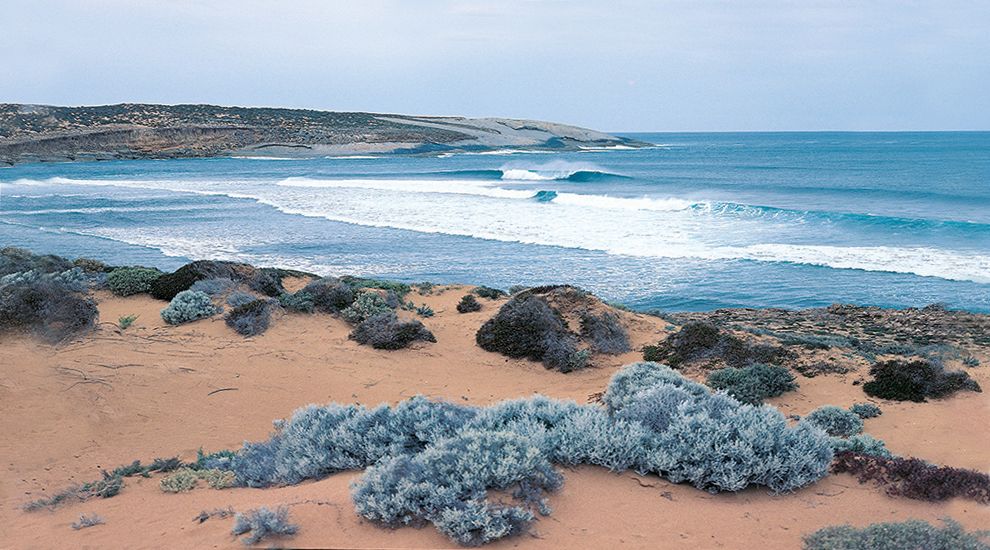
[1,132,988,312]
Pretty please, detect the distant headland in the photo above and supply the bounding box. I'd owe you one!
[0,103,648,165]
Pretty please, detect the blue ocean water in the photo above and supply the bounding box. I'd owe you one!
[1,132,988,312]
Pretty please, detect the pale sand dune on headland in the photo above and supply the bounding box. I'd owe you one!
[1,285,988,549]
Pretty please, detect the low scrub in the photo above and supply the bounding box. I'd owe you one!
[160,290,220,325]
[225,299,273,336]
[475,293,586,372]
[863,359,981,402]
[149,260,255,301]
[0,278,98,342]
[342,291,394,324]
[106,267,162,296]
[160,468,235,492]
[231,506,299,546]
[301,278,355,313]
[71,514,104,530]
[579,311,630,354]
[278,291,316,313]
[706,363,797,405]
[0,246,74,276]
[24,458,181,511]
[829,434,891,458]
[349,312,436,350]
[803,405,864,437]
[229,362,831,545]
[849,402,882,419]
[189,277,236,296]
[225,290,256,308]
[457,294,482,313]
[644,322,794,369]
[833,451,990,504]
[473,286,507,299]
[804,518,989,550]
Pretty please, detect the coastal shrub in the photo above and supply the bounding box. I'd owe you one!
[963,356,981,368]
[508,285,529,295]
[863,359,981,402]
[706,363,798,405]
[350,312,436,350]
[149,260,255,301]
[278,291,315,313]
[246,268,287,297]
[352,431,562,546]
[71,514,105,530]
[160,468,199,493]
[832,451,990,504]
[849,402,882,419]
[1,267,90,293]
[300,278,355,313]
[225,290,256,308]
[580,311,630,354]
[0,246,73,276]
[341,276,411,297]
[803,406,864,437]
[476,293,584,371]
[160,290,219,325]
[225,299,272,337]
[231,506,299,546]
[118,314,138,329]
[473,286,507,299]
[23,458,181,512]
[189,277,236,296]
[73,257,113,273]
[415,304,435,317]
[106,267,162,296]
[342,291,394,324]
[830,434,892,458]
[457,294,482,313]
[646,322,794,369]
[0,278,98,342]
[803,518,990,550]
[601,361,709,413]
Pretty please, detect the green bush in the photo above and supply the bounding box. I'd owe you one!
[342,291,394,324]
[803,518,989,550]
[278,291,315,313]
[849,402,882,419]
[830,434,892,458]
[457,294,482,313]
[106,267,162,296]
[474,286,507,299]
[160,290,220,325]
[118,314,138,330]
[863,359,981,402]
[803,405,864,437]
[706,363,798,405]
[349,312,436,350]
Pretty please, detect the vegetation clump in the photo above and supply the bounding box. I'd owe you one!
[579,311,630,354]
[189,277,236,296]
[0,277,98,342]
[849,402,882,419]
[160,468,236,492]
[349,312,436,350]
[644,321,794,369]
[475,293,585,372]
[832,451,990,504]
[106,267,162,296]
[803,405,864,437]
[342,291,394,324]
[473,286,507,299]
[829,434,892,458]
[301,278,355,313]
[231,506,299,546]
[225,290,256,308]
[457,294,482,313]
[803,518,990,550]
[863,359,981,402]
[225,299,273,336]
[149,260,255,301]
[278,291,315,313]
[706,363,797,405]
[160,290,220,325]
[118,314,138,329]
[70,514,105,530]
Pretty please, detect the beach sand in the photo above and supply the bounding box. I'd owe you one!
[2,284,988,549]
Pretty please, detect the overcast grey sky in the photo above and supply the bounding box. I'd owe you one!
[3,1,988,131]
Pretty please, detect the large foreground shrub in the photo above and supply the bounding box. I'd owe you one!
[475,293,585,372]
[706,363,797,405]
[0,278,98,342]
[804,518,989,550]
[350,312,436,350]
[229,362,832,545]
[161,290,219,325]
[106,267,162,296]
[863,359,981,402]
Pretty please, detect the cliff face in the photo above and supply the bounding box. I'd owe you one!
[0,104,646,164]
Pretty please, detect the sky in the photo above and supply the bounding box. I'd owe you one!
[2,1,988,132]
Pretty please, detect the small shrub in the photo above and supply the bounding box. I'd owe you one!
[507,285,529,295]
[476,293,580,372]
[231,506,299,546]
[830,434,892,458]
[71,513,104,530]
[803,406,864,437]
[342,291,394,324]
[189,277,236,296]
[225,299,272,337]
[706,363,798,405]
[160,468,199,493]
[160,290,219,325]
[579,311,630,354]
[963,356,980,368]
[301,278,355,313]
[849,402,882,419]
[350,313,436,350]
[415,304,435,317]
[225,290,256,308]
[149,260,254,301]
[278,291,315,313]
[646,322,794,369]
[457,294,482,313]
[0,279,98,342]
[73,258,113,273]
[803,518,990,550]
[247,268,288,297]
[863,359,981,402]
[473,286,507,299]
[118,314,138,330]
[106,267,162,296]
[832,451,990,504]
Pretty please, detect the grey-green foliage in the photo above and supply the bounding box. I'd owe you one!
[830,434,892,458]
[71,513,104,530]
[231,506,299,546]
[160,290,219,325]
[803,405,864,437]
[803,518,990,550]
[1,267,89,292]
[230,361,833,546]
[341,291,393,324]
[849,402,882,419]
[706,363,798,405]
[106,267,162,296]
